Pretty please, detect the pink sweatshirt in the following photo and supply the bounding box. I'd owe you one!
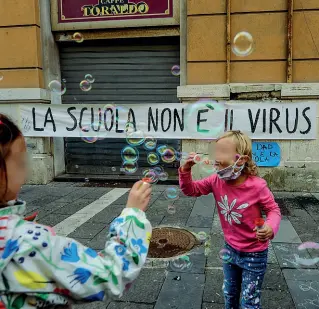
[179,170,281,252]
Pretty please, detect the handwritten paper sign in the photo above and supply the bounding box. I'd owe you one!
[252,142,281,167]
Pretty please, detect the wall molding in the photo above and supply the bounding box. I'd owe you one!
[281,83,319,97]
[0,88,51,103]
[177,85,230,99]
[178,83,319,99]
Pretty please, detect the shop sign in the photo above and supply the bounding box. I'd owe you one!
[51,0,178,31]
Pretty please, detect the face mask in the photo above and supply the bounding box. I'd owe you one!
[217,158,245,181]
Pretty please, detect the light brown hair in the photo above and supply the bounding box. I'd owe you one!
[217,130,258,176]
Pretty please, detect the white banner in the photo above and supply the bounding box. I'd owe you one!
[5,101,317,139]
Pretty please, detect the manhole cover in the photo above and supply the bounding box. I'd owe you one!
[148,227,197,259]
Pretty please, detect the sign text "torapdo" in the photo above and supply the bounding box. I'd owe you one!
[82,0,149,16]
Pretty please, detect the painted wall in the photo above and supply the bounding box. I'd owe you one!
[187,0,319,84]
[0,0,43,88]
[183,0,319,192]
[0,0,55,184]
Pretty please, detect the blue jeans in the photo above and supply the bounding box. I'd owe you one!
[222,243,268,309]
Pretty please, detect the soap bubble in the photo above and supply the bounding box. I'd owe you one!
[171,65,181,76]
[48,80,66,95]
[157,145,168,156]
[305,157,312,163]
[167,204,176,215]
[144,137,157,151]
[147,152,160,165]
[296,242,319,266]
[170,256,192,272]
[204,241,211,256]
[232,31,254,57]
[80,80,92,92]
[121,146,139,163]
[126,130,145,147]
[114,105,129,121]
[174,152,182,162]
[302,190,310,197]
[80,135,98,144]
[73,32,84,43]
[104,103,116,112]
[101,104,128,132]
[186,99,225,137]
[85,178,89,182]
[295,255,319,266]
[193,154,202,164]
[80,124,98,144]
[164,186,180,200]
[306,175,314,183]
[143,169,158,184]
[158,172,169,181]
[85,74,95,83]
[219,248,232,263]
[180,152,189,160]
[122,161,138,174]
[162,147,176,163]
[153,166,164,175]
[197,231,208,242]
[111,167,116,172]
[200,158,217,175]
[295,242,319,266]
[125,122,136,135]
[75,165,79,169]
[298,242,319,250]
[204,247,211,256]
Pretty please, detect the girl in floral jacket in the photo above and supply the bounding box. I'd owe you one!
[0,114,152,309]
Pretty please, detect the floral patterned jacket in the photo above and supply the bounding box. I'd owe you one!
[0,200,152,309]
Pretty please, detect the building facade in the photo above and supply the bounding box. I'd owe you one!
[1,0,319,191]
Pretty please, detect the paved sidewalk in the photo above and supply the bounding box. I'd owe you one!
[19,182,319,309]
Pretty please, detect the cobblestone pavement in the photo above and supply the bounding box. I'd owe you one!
[19,182,319,309]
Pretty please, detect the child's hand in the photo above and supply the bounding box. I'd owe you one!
[126,181,152,212]
[254,224,273,242]
[181,152,197,172]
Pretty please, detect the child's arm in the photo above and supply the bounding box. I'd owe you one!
[12,208,151,303]
[179,167,213,197]
[4,182,152,305]
[258,185,281,239]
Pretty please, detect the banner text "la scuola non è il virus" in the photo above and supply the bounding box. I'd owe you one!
[15,102,317,140]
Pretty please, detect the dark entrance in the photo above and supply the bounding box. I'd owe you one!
[59,37,181,179]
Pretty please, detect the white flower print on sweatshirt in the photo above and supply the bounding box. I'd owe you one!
[218,195,249,225]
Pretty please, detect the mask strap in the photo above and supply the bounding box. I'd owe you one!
[233,154,241,167]
[234,155,245,170]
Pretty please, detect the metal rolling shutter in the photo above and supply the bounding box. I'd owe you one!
[59,37,181,179]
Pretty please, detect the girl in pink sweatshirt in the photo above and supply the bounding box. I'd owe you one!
[179,130,281,309]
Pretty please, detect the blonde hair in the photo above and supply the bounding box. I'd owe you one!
[216,130,258,176]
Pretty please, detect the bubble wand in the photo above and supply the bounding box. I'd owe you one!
[254,218,265,230]
[254,218,265,242]
[138,177,152,189]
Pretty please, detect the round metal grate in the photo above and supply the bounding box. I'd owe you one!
[148,227,197,258]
